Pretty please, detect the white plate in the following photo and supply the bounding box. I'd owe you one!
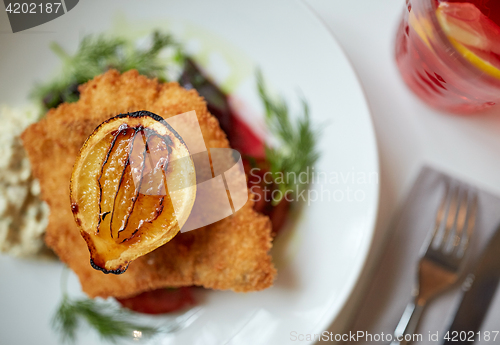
[0,1,379,344]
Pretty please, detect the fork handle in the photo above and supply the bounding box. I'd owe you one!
[390,299,425,345]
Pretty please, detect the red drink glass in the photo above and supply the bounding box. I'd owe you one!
[395,0,500,114]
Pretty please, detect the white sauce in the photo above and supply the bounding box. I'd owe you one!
[0,105,50,258]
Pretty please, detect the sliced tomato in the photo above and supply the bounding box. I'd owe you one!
[117,287,195,314]
[269,198,291,235]
[230,114,266,158]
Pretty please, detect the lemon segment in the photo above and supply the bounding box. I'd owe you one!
[436,2,500,79]
[70,111,196,274]
[448,37,500,79]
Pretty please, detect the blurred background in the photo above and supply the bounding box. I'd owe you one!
[306,0,500,340]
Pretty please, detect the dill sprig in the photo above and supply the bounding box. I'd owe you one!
[32,31,181,111]
[257,71,320,203]
[52,269,159,344]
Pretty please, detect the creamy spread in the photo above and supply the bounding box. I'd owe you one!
[0,105,50,258]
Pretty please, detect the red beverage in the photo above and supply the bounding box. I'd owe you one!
[395,0,500,114]
[443,0,500,27]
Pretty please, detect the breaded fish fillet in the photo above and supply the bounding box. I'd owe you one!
[21,70,276,298]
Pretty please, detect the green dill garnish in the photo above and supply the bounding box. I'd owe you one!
[52,296,159,344]
[257,71,320,203]
[52,268,159,344]
[32,31,182,111]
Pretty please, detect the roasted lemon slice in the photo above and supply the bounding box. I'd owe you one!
[70,111,196,274]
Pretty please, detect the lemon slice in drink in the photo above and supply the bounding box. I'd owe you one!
[447,38,500,79]
[436,2,500,79]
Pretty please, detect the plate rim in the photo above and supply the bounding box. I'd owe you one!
[298,0,381,339]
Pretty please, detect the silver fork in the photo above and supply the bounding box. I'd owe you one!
[390,183,478,345]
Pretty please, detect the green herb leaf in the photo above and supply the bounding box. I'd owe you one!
[257,70,321,203]
[52,296,159,344]
[52,268,159,344]
[32,31,181,112]
[52,296,79,343]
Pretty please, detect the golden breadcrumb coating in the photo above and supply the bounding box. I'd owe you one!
[21,70,276,298]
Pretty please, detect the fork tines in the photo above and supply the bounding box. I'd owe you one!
[424,183,478,271]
